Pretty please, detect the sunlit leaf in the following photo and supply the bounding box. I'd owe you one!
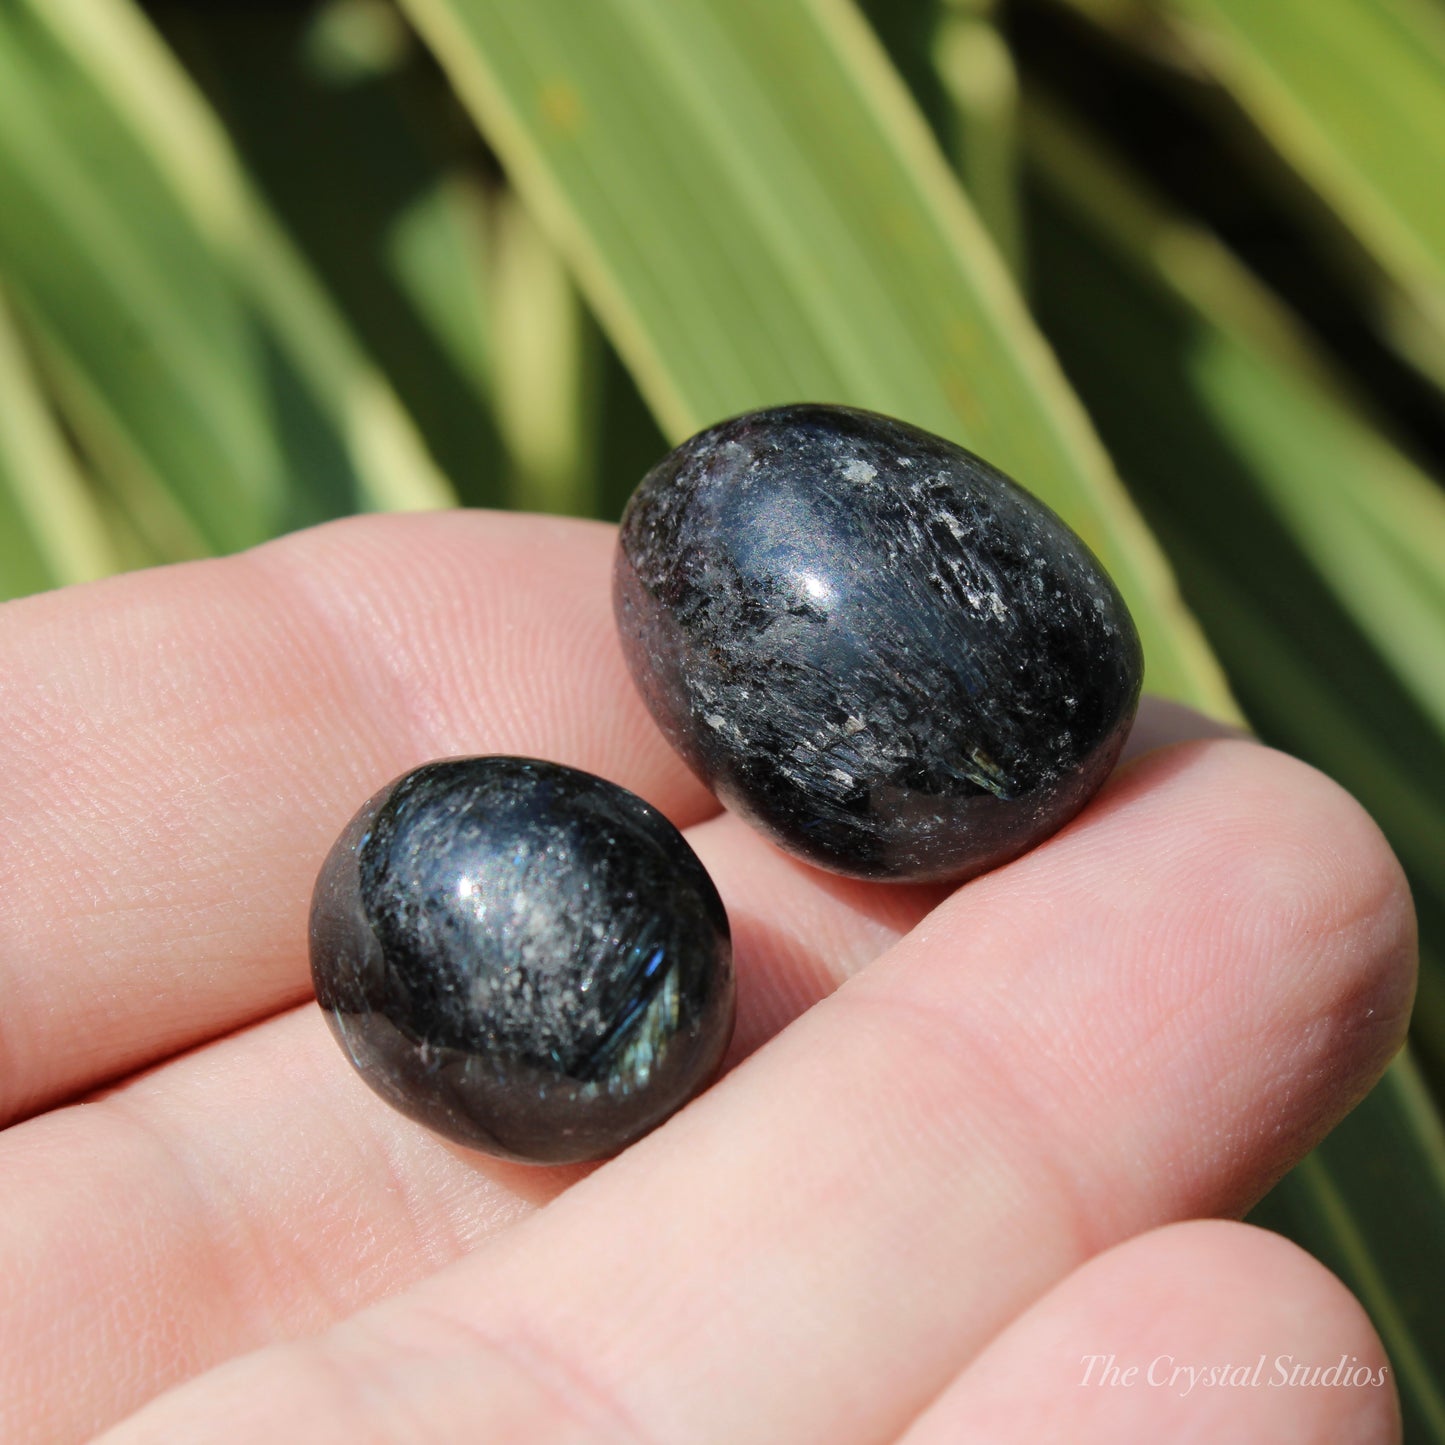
[396,0,1235,713]
[0,0,452,563]
[1024,97,1445,1441]
[0,287,114,599]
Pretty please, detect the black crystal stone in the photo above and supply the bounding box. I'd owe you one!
[614,404,1144,883]
[309,756,734,1164]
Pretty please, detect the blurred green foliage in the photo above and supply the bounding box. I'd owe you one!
[1,0,1443,1434]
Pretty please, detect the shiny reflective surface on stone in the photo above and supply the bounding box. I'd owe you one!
[310,757,734,1163]
[614,404,1144,883]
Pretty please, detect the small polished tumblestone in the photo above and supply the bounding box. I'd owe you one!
[614,404,1144,883]
[309,756,734,1164]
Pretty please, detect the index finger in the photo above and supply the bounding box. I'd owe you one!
[0,511,716,1125]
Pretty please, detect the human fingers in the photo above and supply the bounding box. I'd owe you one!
[0,801,942,1444]
[0,511,714,1125]
[98,740,1416,1443]
[3,691,1215,1441]
[899,1220,1398,1445]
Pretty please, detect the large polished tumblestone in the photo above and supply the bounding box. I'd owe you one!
[614,404,1144,883]
[309,756,734,1164]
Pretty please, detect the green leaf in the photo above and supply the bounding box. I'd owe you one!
[154,0,511,513]
[1023,91,1445,1044]
[395,0,1235,715]
[1252,1050,1445,1443]
[0,4,274,551]
[932,4,1024,276]
[1023,99,1445,1441]
[1156,0,1445,391]
[0,287,115,599]
[386,177,497,416]
[488,189,596,515]
[0,0,451,567]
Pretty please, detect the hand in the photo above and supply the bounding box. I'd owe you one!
[0,512,1414,1443]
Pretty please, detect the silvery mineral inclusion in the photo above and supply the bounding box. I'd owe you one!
[614,404,1144,883]
[309,757,734,1164]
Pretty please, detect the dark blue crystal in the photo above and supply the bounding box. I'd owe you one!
[614,404,1144,883]
[309,757,734,1163]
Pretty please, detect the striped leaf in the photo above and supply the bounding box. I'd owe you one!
[395,0,1235,714]
[1024,96,1445,1441]
[0,0,451,568]
[0,287,114,599]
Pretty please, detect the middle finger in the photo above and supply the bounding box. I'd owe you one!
[102,739,1415,1445]
[0,806,941,1445]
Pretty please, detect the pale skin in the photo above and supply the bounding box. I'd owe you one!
[0,511,1417,1444]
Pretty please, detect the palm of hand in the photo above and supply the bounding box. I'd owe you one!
[0,513,1414,1443]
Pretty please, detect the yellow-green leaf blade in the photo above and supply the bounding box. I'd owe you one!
[0,287,115,598]
[1165,0,1445,384]
[0,2,278,551]
[0,0,453,569]
[1023,104,1445,1438]
[398,0,1235,715]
